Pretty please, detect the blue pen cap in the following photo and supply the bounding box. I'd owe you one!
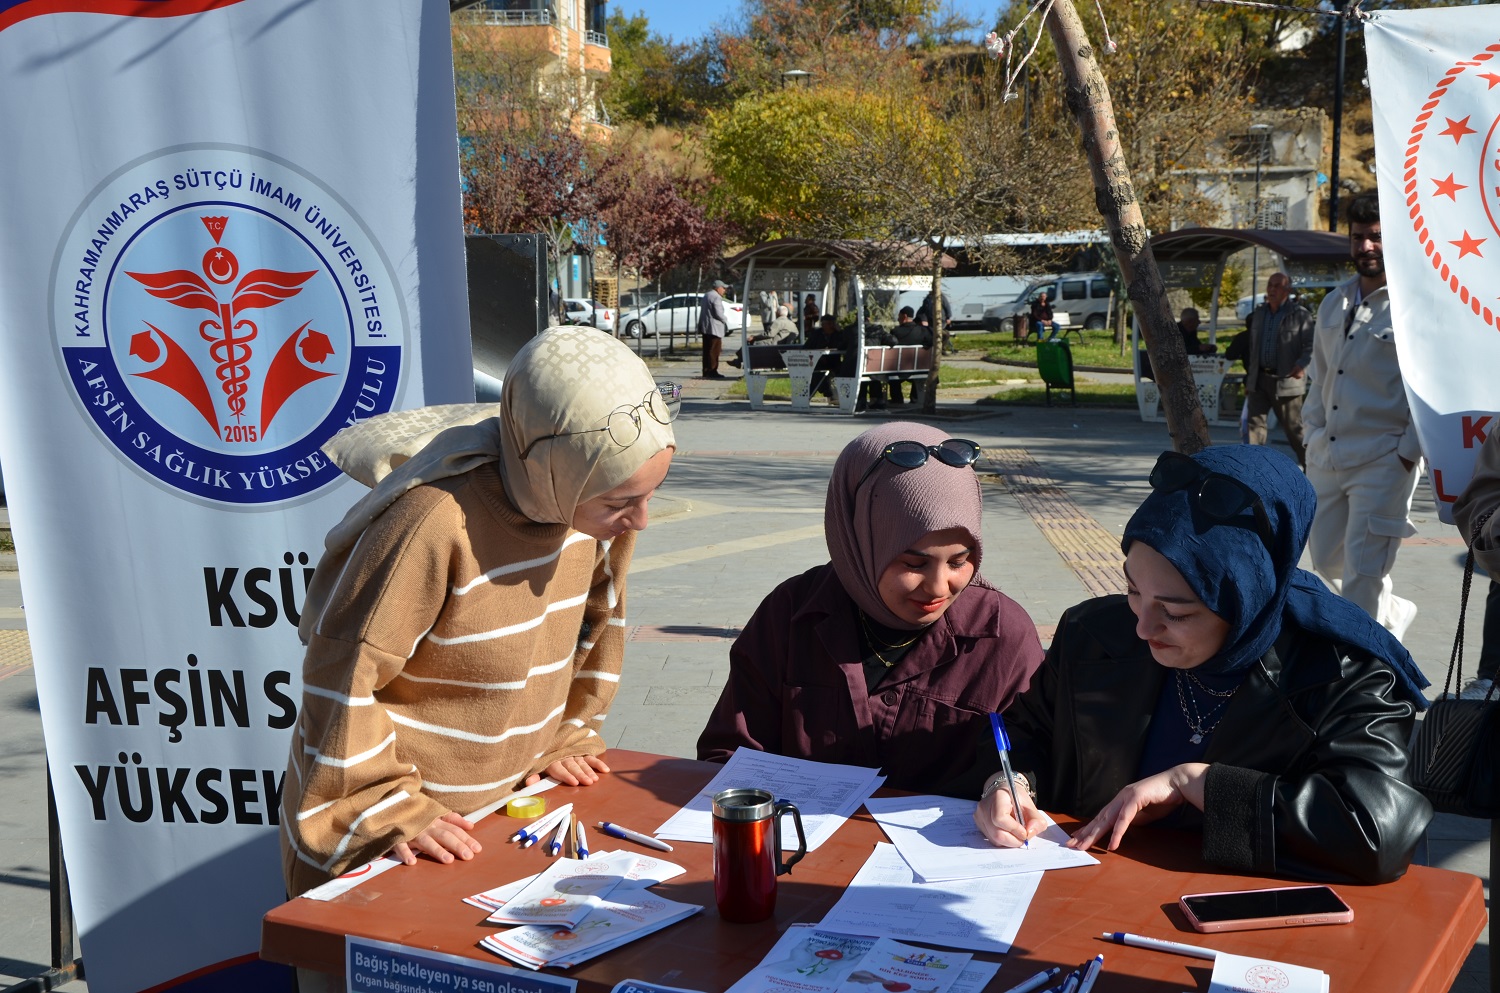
[990,712,1012,751]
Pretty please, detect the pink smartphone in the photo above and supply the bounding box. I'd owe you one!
[1179,885,1354,933]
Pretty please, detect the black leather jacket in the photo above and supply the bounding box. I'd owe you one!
[999,596,1432,885]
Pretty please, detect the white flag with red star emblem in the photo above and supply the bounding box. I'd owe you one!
[1367,8,1500,520]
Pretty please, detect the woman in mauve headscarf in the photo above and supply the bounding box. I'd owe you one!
[282,328,676,896]
[696,422,1044,793]
[974,444,1432,884]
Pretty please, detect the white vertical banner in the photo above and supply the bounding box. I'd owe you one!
[1366,9,1500,521]
[0,2,471,991]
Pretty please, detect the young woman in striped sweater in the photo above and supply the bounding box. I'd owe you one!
[281,328,676,895]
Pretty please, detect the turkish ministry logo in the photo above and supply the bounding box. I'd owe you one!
[51,146,407,505]
[1404,42,1500,335]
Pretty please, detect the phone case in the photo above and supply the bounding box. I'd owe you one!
[1179,886,1354,933]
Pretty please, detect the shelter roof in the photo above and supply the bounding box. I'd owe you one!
[1148,227,1350,265]
[725,239,955,272]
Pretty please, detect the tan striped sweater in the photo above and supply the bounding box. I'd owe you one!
[281,461,631,894]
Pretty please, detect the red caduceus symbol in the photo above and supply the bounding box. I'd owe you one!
[127,216,317,426]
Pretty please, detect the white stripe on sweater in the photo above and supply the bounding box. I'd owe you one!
[574,670,620,682]
[306,731,397,769]
[426,593,587,646]
[423,769,533,793]
[323,790,412,870]
[452,531,593,595]
[388,702,567,743]
[304,684,375,707]
[395,652,572,690]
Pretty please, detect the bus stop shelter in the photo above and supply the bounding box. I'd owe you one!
[724,239,951,413]
[1136,227,1352,427]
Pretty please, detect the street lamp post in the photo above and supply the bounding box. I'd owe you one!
[1248,123,1272,308]
[1329,0,1349,231]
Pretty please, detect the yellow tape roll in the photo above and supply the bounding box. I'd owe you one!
[506,796,547,818]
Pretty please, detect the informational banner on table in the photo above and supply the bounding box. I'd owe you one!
[0,2,471,991]
[1365,9,1500,521]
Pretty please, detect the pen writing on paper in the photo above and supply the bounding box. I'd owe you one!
[989,712,1028,847]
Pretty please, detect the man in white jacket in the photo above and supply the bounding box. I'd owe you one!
[1302,192,1422,640]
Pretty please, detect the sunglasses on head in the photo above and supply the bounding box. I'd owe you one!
[520,383,681,460]
[1148,451,1272,549]
[854,438,982,492]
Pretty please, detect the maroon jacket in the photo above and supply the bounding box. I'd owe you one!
[697,564,1044,794]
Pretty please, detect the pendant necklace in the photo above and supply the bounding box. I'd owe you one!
[859,610,920,668]
[1175,670,1237,744]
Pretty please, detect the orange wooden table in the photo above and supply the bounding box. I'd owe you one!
[262,750,1486,992]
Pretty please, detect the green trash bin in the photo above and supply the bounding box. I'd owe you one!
[1036,339,1075,406]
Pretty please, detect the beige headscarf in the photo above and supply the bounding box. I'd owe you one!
[297,327,675,643]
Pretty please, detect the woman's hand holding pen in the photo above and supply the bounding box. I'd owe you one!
[974,779,1048,848]
[1066,762,1209,853]
[388,811,482,866]
[527,754,611,787]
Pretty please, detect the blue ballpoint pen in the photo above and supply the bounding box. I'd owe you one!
[1075,955,1104,993]
[989,712,1027,847]
[999,966,1061,993]
[575,820,589,859]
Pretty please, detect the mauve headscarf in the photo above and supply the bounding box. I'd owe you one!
[825,422,984,630]
[297,328,674,642]
[1121,444,1428,706]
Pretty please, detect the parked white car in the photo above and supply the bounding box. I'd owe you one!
[563,297,615,333]
[619,292,744,339]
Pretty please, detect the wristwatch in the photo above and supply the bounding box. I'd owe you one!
[980,771,1033,803]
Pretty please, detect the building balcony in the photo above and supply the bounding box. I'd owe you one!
[454,6,553,25]
[583,30,610,73]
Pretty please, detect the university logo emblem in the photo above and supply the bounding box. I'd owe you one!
[1403,42,1500,334]
[52,146,407,505]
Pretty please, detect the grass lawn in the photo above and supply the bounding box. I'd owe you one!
[961,330,1135,370]
[978,382,1139,408]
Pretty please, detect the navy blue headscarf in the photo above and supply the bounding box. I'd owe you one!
[1121,444,1429,708]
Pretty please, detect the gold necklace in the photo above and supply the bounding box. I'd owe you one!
[859,610,920,668]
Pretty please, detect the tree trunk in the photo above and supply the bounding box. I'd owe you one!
[921,254,943,415]
[1045,0,1210,453]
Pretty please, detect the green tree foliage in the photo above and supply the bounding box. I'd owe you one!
[600,10,723,126]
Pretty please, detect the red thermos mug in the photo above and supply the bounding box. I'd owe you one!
[712,788,807,923]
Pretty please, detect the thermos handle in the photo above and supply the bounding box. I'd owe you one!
[772,799,807,875]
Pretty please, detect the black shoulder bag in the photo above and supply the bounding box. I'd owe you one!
[1409,510,1500,818]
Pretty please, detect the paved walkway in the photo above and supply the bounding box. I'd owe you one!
[0,377,1491,991]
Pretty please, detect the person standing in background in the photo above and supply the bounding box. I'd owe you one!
[803,293,821,337]
[1302,193,1422,641]
[1244,273,1314,467]
[699,279,730,380]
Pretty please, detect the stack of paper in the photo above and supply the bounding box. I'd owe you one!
[463,851,686,913]
[863,795,1098,882]
[725,925,999,993]
[480,891,702,970]
[817,843,1040,953]
[1209,952,1329,993]
[484,851,640,929]
[472,850,702,970]
[654,748,885,851]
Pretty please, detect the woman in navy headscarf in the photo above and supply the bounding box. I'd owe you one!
[973,445,1432,884]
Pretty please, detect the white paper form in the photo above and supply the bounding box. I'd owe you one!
[816,843,1041,954]
[863,795,1098,882]
[654,748,884,851]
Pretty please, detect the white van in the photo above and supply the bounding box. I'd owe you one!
[982,273,1115,333]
